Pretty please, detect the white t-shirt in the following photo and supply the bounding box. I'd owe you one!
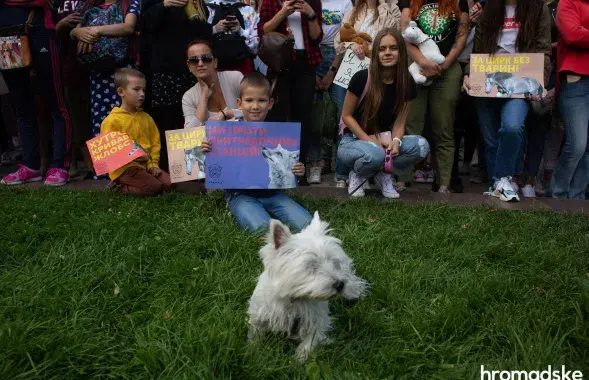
[497,5,519,54]
[287,12,305,50]
[320,0,353,46]
[358,9,378,41]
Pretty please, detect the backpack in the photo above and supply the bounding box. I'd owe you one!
[209,2,250,68]
[77,3,130,70]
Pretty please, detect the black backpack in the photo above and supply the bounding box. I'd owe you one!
[209,2,251,68]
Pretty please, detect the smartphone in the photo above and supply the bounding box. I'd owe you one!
[225,15,237,21]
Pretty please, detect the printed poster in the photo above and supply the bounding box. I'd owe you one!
[86,131,146,176]
[165,126,206,183]
[333,50,370,89]
[468,53,545,99]
[204,121,301,190]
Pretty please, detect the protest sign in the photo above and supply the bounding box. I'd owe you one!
[205,121,301,189]
[165,126,206,183]
[468,53,545,98]
[333,50,370,89]
[86,132,146,176]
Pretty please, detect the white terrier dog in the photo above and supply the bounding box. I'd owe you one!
[247,212,367,361]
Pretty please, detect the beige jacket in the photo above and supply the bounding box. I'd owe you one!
[334,0,401,55]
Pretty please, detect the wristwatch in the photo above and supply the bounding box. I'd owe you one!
[307,13,317,21]
[329,65,338,73]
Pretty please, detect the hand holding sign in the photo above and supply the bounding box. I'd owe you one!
[333,50,370,89]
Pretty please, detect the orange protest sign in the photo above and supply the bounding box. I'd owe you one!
[86,132,146,176]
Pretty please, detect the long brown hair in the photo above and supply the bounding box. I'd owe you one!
[478,0,544,54]
[350,0,379,25]
[410,0,461,20]
[361,28,411,134]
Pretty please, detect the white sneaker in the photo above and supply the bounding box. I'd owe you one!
[486,176,520,202]
[425,169,435,183]
[522,184,536,198]
[348,171,365,197]
[335,179,347,188]
[438,185,450,194]
[376,172,400,199]
[308,167,322,184]
[413,170,427,183]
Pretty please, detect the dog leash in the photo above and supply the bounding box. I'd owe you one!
[322,176,371,218]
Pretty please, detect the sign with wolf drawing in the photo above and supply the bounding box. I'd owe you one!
[468,53,545,99]
[204,121,301,189]
[165,126,206,183]
[86,131,146,176]
[333,50,370,90]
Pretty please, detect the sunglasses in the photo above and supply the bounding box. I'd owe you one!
[187,55,214,65]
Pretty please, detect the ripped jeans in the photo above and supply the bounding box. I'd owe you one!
[337,133,430,178]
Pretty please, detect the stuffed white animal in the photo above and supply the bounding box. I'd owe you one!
[402,21,446,86]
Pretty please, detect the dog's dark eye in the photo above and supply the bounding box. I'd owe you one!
[306,261,318,273]
[332,260,341,270]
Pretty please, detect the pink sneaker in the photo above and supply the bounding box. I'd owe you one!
[1,165,42,185]
[44,168,69,187]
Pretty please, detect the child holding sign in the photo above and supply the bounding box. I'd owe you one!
[101,68,172,196]
[201,73,312,233]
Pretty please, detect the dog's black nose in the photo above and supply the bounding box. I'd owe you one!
[334,281,344,293]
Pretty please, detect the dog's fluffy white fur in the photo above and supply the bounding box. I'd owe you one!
[247,212,367,361]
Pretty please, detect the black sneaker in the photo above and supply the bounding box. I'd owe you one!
[297,176,310,187]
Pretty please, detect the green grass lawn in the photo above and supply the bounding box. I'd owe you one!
[1,187,588,379]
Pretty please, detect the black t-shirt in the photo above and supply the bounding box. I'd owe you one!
[347,69,417,134]
[398,0,469,57]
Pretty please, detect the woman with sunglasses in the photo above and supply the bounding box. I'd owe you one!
[182,40,244,128]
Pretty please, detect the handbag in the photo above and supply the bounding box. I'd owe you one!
[77,4,130,70]
[0,10,35,71]
[258,32,294,74]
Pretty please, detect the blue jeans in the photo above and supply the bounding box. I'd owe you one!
[226,191,312,233]
[337,134,430,178]
[475,98,529,183]
[551,77,589,199]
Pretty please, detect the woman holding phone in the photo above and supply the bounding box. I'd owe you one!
[258,0,323,186]
[207,0,259,74]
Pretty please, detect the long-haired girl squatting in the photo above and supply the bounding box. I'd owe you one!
[337,28,430,199]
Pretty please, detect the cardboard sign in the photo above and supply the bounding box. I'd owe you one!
[333,50,370,89]
[205,121,301,190]
[165,126,207,183]
[468,53,545,98]
[86,132,146,176]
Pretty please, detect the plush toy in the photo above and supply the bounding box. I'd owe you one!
[339,23,373,57]
[402,21,445,86]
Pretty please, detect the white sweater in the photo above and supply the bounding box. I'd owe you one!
[182,71,244,127]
